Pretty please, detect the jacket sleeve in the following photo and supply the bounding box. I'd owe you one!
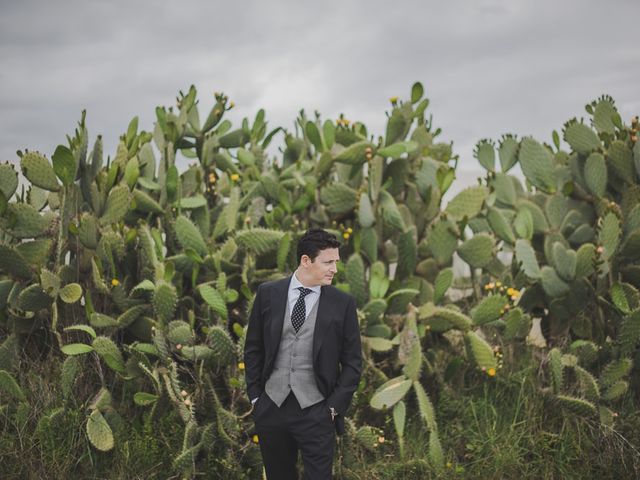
[244,284,265,401]
[327,295,362,415]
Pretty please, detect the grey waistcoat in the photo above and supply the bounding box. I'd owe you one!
[265,293,325,409]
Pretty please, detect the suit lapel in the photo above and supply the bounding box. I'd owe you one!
[269,276,291,357]
[313,285,335,361]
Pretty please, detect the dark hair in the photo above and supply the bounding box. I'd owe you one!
[297,228,340,262]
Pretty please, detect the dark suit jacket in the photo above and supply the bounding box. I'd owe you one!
[244,275,362,435]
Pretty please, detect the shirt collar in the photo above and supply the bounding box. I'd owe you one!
[290,270,321,295]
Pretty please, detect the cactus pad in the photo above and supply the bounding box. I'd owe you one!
[153,281,177,324]
[345,254,366,307]
[540,266,570,298]
[133,189,163,214]
[396,227,417,279]
[175,215,208,256]
[472,294,508,325]
[320,183,358,214]
[198,284,228,319]
[574,366,600,402]
[166,320,195,345]
[555,395,597,417]
[426,219,458,265]
[601,380,628,401]
[413,381,437,432]
[207,326,236,367]
[592,96,617,134]
[0,370,26,401]
[235,228,284,255]
[92,336,125,373]
[584,153,607,197]
[518,138,556,192]
[465,331,497,370]
[498,135,520,172]
[59,283,82,303]
[100,185,131,226]
[379,190,405,231]
[599,358,632,388]
[598,212,621,260]
[86,409,114,451]
[20,151,60,191]
[17,284,53,311]
[6,203,50,238]
[0,244,32,278]
[445,186,488,221]
[563,121,600,155]
[457,233,495,268]
[358,193,375,228]
[370,376,412,410]
[0,163,19,200]
[433,268,453,304]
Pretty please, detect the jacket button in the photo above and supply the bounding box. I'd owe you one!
[291,368,295,372]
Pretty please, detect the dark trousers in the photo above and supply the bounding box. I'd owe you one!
[253,391,335,480]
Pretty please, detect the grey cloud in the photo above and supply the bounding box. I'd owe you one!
[1,0,638,183]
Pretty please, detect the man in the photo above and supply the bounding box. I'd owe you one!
[244,228,363,479]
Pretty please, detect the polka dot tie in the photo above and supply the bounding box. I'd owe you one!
[291,287,313,333]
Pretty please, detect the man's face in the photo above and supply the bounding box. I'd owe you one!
[300,248,340,286]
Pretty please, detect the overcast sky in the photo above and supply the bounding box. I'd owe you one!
[1,0,638,191]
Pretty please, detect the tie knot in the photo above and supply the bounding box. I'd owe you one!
[297,286,313,298]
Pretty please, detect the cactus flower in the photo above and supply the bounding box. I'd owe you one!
[231,173,240,181]
[238,362,245,370]
[389,96,399,103]
[252,434,259,443]
[487,368,496,377]
[378,436,385,443]
[343,232,350,240]
[176,343,183,350]
[111,279,120,287]
[181,390,188,397]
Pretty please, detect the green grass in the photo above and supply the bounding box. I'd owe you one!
[333,363,640,480]
[1,353,639,479]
